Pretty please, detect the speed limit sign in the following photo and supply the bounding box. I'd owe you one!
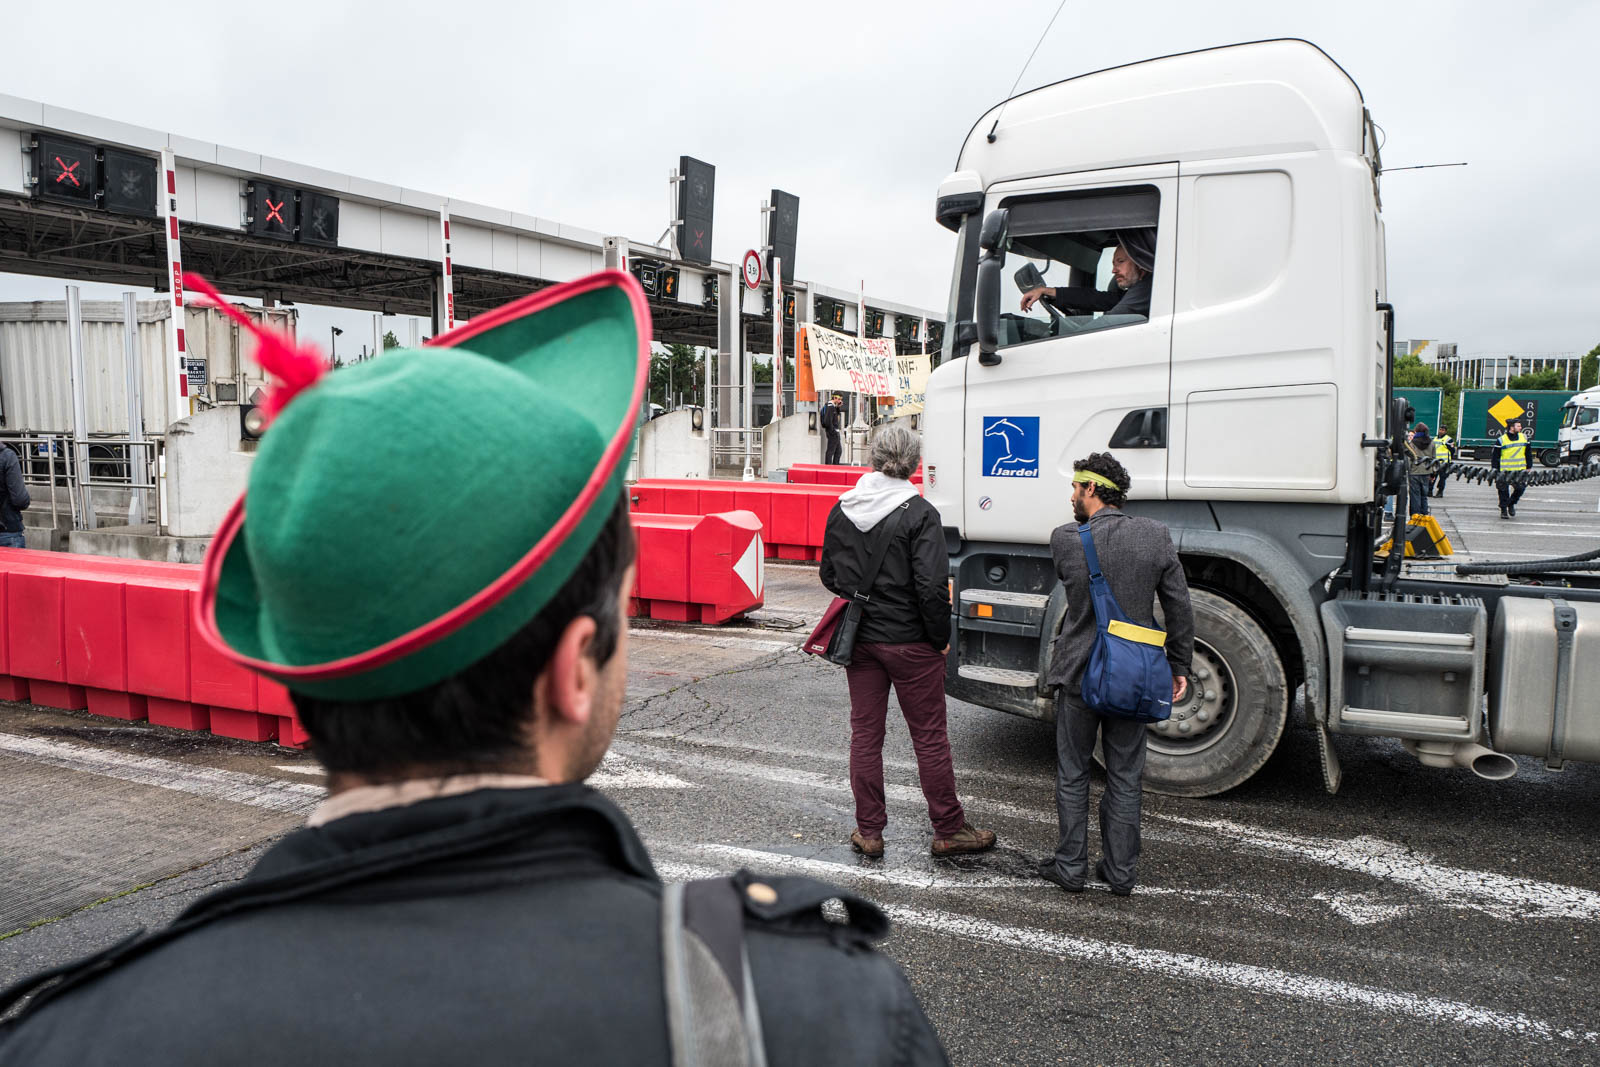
[741,249,763,290]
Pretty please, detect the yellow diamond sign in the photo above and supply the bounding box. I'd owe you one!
[1489,394,1525,427]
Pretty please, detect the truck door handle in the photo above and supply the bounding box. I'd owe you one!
[1109,408,1167,449]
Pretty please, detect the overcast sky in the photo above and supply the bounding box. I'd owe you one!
[3,0,1596,358]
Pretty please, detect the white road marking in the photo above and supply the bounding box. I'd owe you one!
[1153,814,1600,922]
[590,753,695,791]
[678,843,1041,890]
[621,739,1600,924]
[0,733,320,815]
[653,858,1599,1045]
[626,728,1055,792]
[275,764,323,776]
[628,628,799,652]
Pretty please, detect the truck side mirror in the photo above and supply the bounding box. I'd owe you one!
[975,208,1010,366]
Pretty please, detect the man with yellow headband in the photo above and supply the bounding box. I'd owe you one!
[1040,452,1193,897]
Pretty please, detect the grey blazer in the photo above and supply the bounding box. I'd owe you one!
[1045,509,1194,692]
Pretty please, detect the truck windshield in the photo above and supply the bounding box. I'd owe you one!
[1564,406,1598,428]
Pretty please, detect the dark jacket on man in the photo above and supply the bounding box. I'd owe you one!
[0,446,28,534]
[1045,509,1193,691]
[820,495,951,649]
[1044,275,1151,319]
[820,401,841,435]
[0,786,948,1066]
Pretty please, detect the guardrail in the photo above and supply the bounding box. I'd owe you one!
[2,433,161,530]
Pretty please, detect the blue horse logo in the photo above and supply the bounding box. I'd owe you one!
[982,417,1039,478]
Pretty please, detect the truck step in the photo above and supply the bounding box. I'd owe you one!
[959,589,1050,609]
[957,665,1041,688]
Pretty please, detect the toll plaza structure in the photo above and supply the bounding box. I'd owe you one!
[0,93,943,472]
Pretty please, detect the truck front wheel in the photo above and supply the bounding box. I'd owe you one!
[1136,589,1288,797]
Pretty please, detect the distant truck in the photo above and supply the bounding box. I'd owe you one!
[1455,388,1572,467]
[1394,388,1441,437]
[1558,387,1600,469]
[924,39,1600,797]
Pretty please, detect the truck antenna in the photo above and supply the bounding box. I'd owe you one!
[988,0,1069,143]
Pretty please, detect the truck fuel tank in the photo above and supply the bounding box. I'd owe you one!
[1487,597,1600,767]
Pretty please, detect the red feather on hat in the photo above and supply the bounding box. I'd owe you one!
[182,273,327,422]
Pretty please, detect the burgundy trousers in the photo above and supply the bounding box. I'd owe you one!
[844,641,966,838]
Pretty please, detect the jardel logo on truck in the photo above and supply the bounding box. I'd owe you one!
[981,416,1039,478]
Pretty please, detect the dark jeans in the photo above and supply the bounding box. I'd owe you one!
[1048,688,1147,889]
[1497,479,1527,512]
[824,431,843,465]
[0,531,24,549]
[1407,475,1431,515]
[845,641,965,838]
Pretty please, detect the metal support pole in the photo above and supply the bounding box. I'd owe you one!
[123,292,147,525]
[159,147,189,434]
[771,256,783,423]
[65,286,95,530]
[438,208,456,332]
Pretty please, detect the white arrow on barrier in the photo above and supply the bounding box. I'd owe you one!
[733,532,765,599]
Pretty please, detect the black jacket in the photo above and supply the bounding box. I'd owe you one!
[819,402,842,435]
[0,786,947,1066]
[1044,275,1151,319]
[820,495,951,648]
[0,447,28,534]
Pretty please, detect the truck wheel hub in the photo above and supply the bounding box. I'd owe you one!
[1150,645,1231,745]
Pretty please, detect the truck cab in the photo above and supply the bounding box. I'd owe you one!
[1559,388,1600,468]
[924,40,1388,795]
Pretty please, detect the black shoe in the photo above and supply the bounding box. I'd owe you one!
[1095,860,1133,897]
[1037,859,1084,894]
[1500,509,1508,519]
[1508,505,1516,517]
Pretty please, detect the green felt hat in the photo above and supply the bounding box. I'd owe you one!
[195,271,650,700]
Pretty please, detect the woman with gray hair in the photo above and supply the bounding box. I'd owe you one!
[820,424,996,859]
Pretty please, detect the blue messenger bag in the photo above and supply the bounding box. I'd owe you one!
[1077,524,1174,723]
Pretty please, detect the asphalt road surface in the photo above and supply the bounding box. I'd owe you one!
[3,476,1598,1065]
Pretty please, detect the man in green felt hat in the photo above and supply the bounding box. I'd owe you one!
[0,272,948,1067]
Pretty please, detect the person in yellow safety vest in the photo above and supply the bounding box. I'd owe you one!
[1431,431,1454,497]
[1496,418,1529,518]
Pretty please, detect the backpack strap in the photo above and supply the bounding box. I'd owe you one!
[662,878,768,1067]
[1077,523,1111,631]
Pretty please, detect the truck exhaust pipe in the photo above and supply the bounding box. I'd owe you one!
[1401,740,1518,781]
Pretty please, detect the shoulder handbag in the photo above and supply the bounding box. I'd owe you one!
[802,502,911,666]
[1076,523,1174,723]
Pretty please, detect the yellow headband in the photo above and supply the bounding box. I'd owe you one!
[1072,470,1120,492]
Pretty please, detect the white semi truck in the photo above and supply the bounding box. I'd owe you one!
[923,39,1600,796]
[1558,388,1600,469]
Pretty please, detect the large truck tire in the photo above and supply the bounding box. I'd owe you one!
[1537,448,1560,468]
[1135,589,1289,797]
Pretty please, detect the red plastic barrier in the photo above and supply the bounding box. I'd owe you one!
[0,547,298,745]
[630,479,846,562]
[787,463,922,488]
[630,511,764,624]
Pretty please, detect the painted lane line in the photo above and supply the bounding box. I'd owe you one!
[590,753,696,791]
[1153,813,1600,922]
[652,859,1598,1046]
[275,764,323,776]
[619,740,1600,924]
[0,733,320,815]
[625,728,1057,792]
[628,628,799,652]
[677,843,1042,890]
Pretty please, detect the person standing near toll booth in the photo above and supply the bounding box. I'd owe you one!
[0,443,29,549]
[1431,430,1455,497]
[821,392,845,464]
[1497,418,1530,518]
[0,273,950,1067]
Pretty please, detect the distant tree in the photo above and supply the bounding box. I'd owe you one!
[1508,368,1564,391]
[1580,343,1599,391]
[649,343,704,408]
[1393,354,1462,437]
[383,330,400,350]
[752,358,774,385]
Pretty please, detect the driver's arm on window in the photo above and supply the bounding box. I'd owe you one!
[1021,285,1121,315]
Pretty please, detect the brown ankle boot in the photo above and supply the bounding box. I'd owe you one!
[931,822,996,856]
[851,830,885,858]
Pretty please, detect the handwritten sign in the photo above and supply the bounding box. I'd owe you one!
[804,324,929,414]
